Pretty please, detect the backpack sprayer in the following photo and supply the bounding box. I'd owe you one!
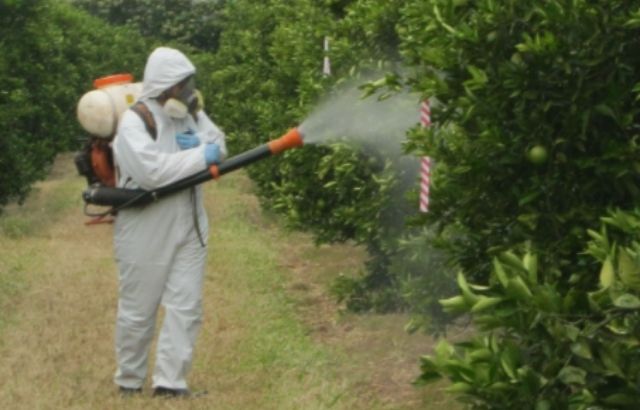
[74,74,304,220]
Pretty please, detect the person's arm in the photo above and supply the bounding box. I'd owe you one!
[195,111,228,159]
[114,110,208,190]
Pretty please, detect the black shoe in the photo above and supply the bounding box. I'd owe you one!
[153,386,191,398]
[118,386,142,396]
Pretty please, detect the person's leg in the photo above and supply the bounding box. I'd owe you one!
[114,260,169,389]
[152,238,206,390]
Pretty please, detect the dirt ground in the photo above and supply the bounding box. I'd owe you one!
[0,154,461,409]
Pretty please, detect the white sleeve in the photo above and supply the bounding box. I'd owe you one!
[195,111,228,159]
[113,111,208,190]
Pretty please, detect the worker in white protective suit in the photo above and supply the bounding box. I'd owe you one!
[111,47,227,397]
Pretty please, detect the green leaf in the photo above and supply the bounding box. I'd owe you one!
[420,355,438,370]
[432,4,459,36]
[534,286,562,313]
[600,257,615,288]
[439,295,470,313]
[465,65,488,90]
[468,283,490,291]
[417,356,443,385]
[443,360,476,382]
[587,287,609,312]
[488,381,509,391]
[598,345,624,377]
[618,248,640,291]
[507,276,533,301]
[602,393,639,405]
[633,82,640,101]
[471,296,503,312]
[587,228,605,243]
[570,340,592,360]
[535,400,551,410]
[468,348,493,362]
[557,366,587,386]
[594,103,616,120]
[624,16,640,29]
[499,251,527,273]
[500,348,518,380]
[613,293,640,309]
[607,318,631,335]
[434,340,454,362]
[489,333,500,353]
[500,358,516,380]
[493,258,509,288]
[518,191,542,206]
[446,382,473,393]
[565,324,580,342]
[457,271,479,304]
[523,252,538,284]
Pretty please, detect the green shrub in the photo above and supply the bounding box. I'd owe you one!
[0,0,150,208]
[419,209,640,409]
[400,0,640,285]
[70,0,225,52]
[207,0,439,313]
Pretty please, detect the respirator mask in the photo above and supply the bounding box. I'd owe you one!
[163,77,197,119]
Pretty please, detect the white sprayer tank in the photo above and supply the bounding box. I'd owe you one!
[76,74,142,138]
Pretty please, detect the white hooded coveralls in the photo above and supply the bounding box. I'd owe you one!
[112,47,227,390]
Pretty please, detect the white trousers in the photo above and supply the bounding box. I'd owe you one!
[114,236,206,390]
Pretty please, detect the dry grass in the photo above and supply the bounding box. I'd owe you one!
[0,153,463,410]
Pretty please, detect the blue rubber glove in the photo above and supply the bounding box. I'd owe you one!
[176,131,201,150]
[204,143,221,165]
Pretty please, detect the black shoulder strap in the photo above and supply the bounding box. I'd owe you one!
[130,101,158,141]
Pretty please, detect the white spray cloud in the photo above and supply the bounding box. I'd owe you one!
[299,79,421,158]
[299,77,424,197]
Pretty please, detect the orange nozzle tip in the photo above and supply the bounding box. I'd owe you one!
[209,165,220,179]
[268,128,304,155]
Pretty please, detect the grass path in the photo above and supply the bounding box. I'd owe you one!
[0,154,458,409]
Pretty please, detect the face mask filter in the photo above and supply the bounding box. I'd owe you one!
[163,98,190,118]
[163,78,196,119]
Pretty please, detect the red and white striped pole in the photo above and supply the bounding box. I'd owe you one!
[419,100,432,213]
[323,36,331,76]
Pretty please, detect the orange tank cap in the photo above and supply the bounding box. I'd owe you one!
[93,73,134,89]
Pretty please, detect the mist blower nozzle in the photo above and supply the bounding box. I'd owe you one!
[268,127,304,154]
[82,127,305,214]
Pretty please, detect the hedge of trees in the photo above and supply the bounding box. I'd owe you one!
[70,0,225,52]
[0,0,150,208]
[6,0,640,406]
[402,1,640,407]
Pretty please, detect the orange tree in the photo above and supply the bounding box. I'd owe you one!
[187,0,459,318]
[71,0,225,52]
[0,0,149,208]
[206,0,423,312]
[398,0,640,407]
[420,211,640,408]
[400,0,640,282]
